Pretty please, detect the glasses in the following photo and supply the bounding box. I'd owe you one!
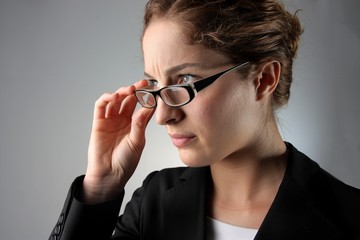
[134,61,249,108]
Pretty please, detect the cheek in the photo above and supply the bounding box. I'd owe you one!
[188,79,256,132]
[196,85,256,137]
[190,93,218,120]
[189,89,238,135]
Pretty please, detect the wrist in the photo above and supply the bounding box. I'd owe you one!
[82,175,125,204]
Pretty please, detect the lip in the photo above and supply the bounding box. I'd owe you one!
[169,133,196,148]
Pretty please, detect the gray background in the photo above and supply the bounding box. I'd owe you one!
[0,0,359,239]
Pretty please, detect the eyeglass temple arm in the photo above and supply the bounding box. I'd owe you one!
[193,62,249,92]
[193,71,225,92]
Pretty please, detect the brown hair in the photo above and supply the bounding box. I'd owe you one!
[143,0,303,108]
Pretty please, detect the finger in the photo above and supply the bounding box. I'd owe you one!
[134,79,150,90]
[94,92,118,119]
[119,94,138,119]
[129,107,155,144]
[102,86,136,119]
[115,85,136,95]
[116,82,150,119]
[105,97,121,118]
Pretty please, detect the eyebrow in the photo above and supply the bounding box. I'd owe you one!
[144,63,205,80]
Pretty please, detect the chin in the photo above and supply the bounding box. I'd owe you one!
[178,150,210,168]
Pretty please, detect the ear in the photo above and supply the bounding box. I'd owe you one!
[254,61,281,101]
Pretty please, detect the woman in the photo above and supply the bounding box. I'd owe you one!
[50,0,360,239]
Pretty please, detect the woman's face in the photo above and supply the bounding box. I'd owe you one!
[142,20,266,167]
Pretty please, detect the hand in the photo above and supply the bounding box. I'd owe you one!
[83,80,154,204]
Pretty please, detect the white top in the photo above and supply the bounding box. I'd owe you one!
[206,217,258,240]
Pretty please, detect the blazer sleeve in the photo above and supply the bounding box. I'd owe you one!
[49,175,124,240]
[49,171,159,240]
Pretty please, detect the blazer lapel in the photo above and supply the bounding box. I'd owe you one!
[163,167,209,240]
[255,143,344,240]
[255,173,343,240]
[160,144,345,240]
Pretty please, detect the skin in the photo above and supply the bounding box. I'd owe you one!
[83,19,288,229]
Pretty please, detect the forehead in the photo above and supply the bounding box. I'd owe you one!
[142,20,230,72]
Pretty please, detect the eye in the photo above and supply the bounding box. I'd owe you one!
[143,79,158,89]
[147,79,158,86]
[178,74,199,84]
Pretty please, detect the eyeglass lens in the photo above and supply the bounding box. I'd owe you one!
[135,91,157,108]
[161,87,190,106]
[135,87,191,108]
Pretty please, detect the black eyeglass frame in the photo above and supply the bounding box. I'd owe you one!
[134,61,249,108]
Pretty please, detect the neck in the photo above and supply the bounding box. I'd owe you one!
[210,143,287,203]
[208,126,288,227]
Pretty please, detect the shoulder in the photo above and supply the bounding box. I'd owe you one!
[286,142,360,198]
[286,142,360,232]
[317,167,360,216]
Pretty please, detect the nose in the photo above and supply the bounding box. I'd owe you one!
[155,98,184,125]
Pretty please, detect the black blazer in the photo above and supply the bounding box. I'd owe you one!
[50,143,360,240]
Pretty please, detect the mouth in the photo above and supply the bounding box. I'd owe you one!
[169,133,196,148]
